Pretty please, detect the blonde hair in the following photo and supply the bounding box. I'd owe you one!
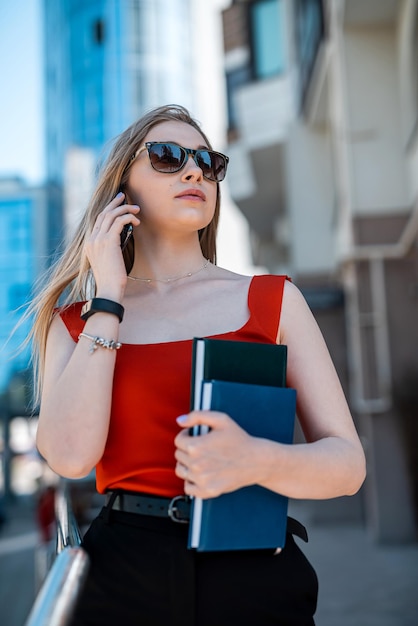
[27,104,221,406]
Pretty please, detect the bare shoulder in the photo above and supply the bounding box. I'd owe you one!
[282,279,311,316]
[45,310,77,361]
[283,278,306,302]
[280,279,320,343]
[49,308,75,338]
[40,311,79,396]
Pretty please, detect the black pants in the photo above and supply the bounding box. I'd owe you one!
[69,507,318,626]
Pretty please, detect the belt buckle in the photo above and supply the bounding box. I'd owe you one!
[168,495,189,524]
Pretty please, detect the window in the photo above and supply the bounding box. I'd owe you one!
[223,0,285,130]
[9,284,31,313]
[250,0,286,79]
[226,65,252,129]
[93,19,105,45]
[294,0,325,111]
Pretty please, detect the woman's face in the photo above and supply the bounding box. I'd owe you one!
[125,120,218,239]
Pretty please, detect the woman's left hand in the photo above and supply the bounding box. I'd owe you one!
[174,411,258,499]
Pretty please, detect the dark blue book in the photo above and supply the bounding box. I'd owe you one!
[188,379,296,552]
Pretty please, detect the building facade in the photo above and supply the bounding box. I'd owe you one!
[43,0,195,186]
[43,0,197,240]
[222,0,418,542]
[0,178,48,394]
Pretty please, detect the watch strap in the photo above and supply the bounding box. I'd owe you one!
[80,298,125,323]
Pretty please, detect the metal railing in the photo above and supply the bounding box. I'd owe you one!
[24,482,90,626]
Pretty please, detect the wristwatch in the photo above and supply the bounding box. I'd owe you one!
[80,298,125,323]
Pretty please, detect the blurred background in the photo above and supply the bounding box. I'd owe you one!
[0,0,417,624]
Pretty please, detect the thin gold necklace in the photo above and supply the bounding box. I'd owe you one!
[128,259,210,284]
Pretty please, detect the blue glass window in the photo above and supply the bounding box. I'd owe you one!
[0,196,34,391]
[294,0,325,110]
[251,0,285,79]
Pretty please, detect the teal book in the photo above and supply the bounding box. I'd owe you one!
[188,379,296,552]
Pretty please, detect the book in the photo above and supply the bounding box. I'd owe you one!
[188,337,291,550]
[190,337,288,416]
[188,379,296,552]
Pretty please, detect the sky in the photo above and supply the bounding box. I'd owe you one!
[0,0,44,183]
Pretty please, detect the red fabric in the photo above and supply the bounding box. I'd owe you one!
[59,275,288,497]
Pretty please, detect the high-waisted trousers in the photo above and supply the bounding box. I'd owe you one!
[69,506,318,626]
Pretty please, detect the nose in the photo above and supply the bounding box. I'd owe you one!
[181,153,203,181]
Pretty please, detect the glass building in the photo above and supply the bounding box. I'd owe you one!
[44,0,194,186]
[0,179,48,393]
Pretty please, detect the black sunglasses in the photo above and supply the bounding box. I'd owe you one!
[133,141,229,182]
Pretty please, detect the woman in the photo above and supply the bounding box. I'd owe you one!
[32,104,365,625]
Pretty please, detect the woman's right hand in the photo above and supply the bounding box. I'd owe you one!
[84,192,140,298]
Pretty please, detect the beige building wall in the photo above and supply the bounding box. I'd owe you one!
[286,123,336,274]
[344,26,409,214]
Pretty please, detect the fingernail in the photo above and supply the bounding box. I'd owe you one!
[116,191,124,198]
[176,414,188,424]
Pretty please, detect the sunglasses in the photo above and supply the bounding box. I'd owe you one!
[133,141,229,182]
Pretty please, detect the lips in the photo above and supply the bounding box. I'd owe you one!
[175,188,206,201]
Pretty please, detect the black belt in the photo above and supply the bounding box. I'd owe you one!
[105,491,308,542]
[106,491,191,523]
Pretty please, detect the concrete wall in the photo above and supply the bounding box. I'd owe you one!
[344,26,409,214]
[286,122,336,274]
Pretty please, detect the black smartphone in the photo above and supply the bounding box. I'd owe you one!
[120,223,133,250]
[118,188,133,250]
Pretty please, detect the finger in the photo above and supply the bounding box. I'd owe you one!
[98,192,126,217]
[94,206,140,239]
[100,203,140,225]
[94,191,136,226]
[110,191,125,207]
[91,194,125,231]
[175,461,190,481]
[174,430,199,455]
[176,410,227,430]
[111,212,141,235]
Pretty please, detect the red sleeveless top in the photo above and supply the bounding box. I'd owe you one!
[59,274,287,497]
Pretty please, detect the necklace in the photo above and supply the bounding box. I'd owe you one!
[128,259,210,284]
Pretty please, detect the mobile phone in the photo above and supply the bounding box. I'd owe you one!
[119,188,134,250]
[120,223,133,250]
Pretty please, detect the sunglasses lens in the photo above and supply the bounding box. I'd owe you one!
[149,143,184,173]
[196,151,227,182]
[146,143,228,182]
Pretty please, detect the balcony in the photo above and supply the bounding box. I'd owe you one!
[226,75,296,248]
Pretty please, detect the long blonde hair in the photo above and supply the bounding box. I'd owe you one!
[28,104,221,406]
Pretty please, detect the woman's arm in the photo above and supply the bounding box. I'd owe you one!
[174,280,366,500]
[36,310,121,478]
[36,194,140,478]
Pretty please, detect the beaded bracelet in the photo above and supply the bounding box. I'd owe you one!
[79,332,122,354]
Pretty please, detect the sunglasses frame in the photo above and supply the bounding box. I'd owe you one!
[132,141,229,182]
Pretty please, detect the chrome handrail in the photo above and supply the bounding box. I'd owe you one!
[24,547,89,626]
[55,482,83,553]
[24,481,90,626]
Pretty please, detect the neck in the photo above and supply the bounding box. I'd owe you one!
[127,258,210,285]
